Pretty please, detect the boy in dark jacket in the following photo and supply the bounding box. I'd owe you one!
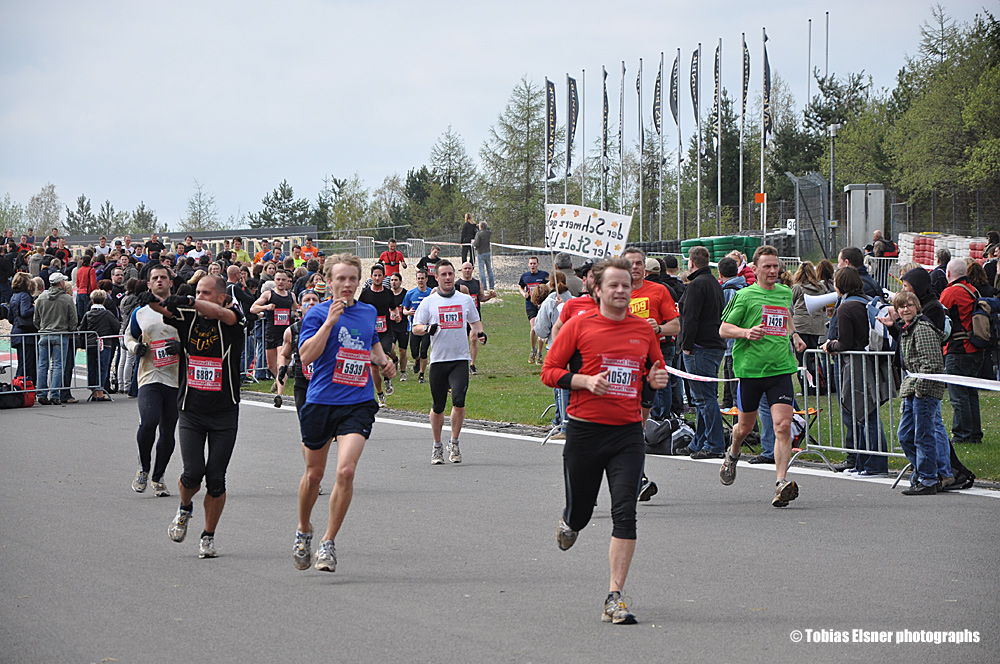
[893,291,949,495]
[79,289,120,401]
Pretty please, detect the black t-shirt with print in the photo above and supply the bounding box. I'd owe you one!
[164,305,246,412]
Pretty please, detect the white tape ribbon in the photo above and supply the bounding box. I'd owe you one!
[907,372,1000,392]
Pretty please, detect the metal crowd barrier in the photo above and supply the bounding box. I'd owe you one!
[864,256,903,293]
[0,330,116,398]
[795,349,909,477]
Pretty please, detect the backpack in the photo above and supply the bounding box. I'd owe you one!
[844,295,896,352]
[965,289,1000,352]
[644,417,695,455]
[12,376,35,407]
[0,380,33,409]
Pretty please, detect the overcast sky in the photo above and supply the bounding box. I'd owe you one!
[0,0,987,230]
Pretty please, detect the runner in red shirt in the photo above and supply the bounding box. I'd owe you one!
[541,257,668,626]
[378,238,407,277]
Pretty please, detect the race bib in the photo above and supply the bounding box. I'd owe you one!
[761,305,789,336]
[302,362,314,380]
[471,293,478,307]
[333,347,370,387]
[600,355,641,399]
[438,305,464,329]
[274,308,291,326]
[375,316,387,333]
[151,339,179,368]
[188,356,223,391]
[428,264,437,276]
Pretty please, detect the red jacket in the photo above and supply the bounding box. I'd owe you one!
[76,265,98,296]
[940,277,979,355]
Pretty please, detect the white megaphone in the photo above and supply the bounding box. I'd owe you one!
[804,291,838,315]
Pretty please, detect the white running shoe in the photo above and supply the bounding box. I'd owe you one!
[384,378,393,396]
[199,535,217,558]
[132,469,148,493]
[315,540,337,572]
[447,441,462,463]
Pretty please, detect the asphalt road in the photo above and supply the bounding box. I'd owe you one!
[2,398,998,664]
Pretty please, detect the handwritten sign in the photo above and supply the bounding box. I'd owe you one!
[544,204,633,260]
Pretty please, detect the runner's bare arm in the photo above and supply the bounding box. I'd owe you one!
[192,299,239,326]
[370,341,397,378]
[659,317,680,336]
[297,299,345,365]
[720,321,764,341]
[249,290,272,315]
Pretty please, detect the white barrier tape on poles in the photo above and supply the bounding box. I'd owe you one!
[492,241,552,253]
[663,363,739,382]
[907,372,1000,392]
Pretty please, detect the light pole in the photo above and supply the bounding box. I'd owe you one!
[828,123,842,257]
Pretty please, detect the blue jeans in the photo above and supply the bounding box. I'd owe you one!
[682,348,725,454]
[841,407,889,473]
[945,352,983,443]
[932,401,953,478]
[477,252,495,291]
[87,346,114,393]
[76,293,90,321]
[37,334,68,400]
[898,395,941,486]
[649,345,675,420]
[553,388,569,425]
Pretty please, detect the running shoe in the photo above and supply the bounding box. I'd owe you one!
[418,373,425,384]
[719,452,740,486]
[152,480,170,497]
[384,378,393,396]
[602,592,637,624]
[901,483,938,496]
[199,535,217,558]
[529,350,536,364]
[447,441,462,463]
[400,371,408,382]
[638,477,658,501]
[315,539,337,572]
[557,518,578,551]
[412,362,420,374]
[169,508,192,542]
[431,445,444,465]
[469,364,478,375]
[37,396,51,405]
[132,469,148,493]
[273,394,282,408]
[772,479,799,507]
[293,531,313,570]
[377,392,386,407]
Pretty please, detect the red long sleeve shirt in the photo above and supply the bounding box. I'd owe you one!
[541,310,664,425]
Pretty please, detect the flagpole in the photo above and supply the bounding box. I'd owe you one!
[620,60,625,215]
[638,57,643,243]
[716,37,722,235]
[760,29,766,232]
[659,51,664,243]
[696,42,702,239]
[602,65,607,211]
[676,48,681,240]
[740,33,746,232]
[581,69,586,207]
[544,76,550,229]
[807,19,813,105]
[565,73,570,205]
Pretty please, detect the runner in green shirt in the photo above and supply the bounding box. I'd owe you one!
[718,245,807,507]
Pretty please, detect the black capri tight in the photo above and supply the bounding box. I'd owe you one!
[409,331,430,360]
[429,360,469,413]
[562,419,645,540]
[178,407,239,498]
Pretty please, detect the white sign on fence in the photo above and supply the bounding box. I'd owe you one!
[544,204,633,260]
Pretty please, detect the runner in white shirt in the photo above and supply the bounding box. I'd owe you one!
[412,260,486,464]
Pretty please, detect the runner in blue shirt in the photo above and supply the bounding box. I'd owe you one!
[402,269,433,383]
[292,253,397,574]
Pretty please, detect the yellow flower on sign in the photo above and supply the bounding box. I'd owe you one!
[612,221,618,227]
[573,210,580,217]
[595,240,603,247]
[614,244,621,252]
[562,232,568,237]
[592,212,598,217]
[560,209,566,215]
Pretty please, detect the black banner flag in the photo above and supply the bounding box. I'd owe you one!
[690,47,700,124]
[763,32,772,147]
[670,54,679,126]
[567,76,579,175]
[742,35,750,120]
[546,78,556,179]
[653,68,662,136]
